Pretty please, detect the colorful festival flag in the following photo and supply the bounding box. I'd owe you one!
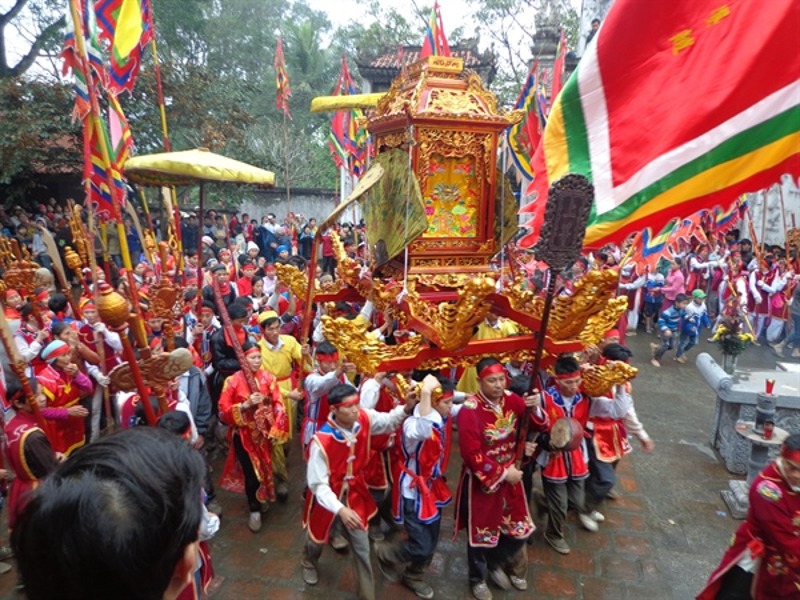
[108,94,134,165]
[549,29,568,104]
[419,2,450,58]
[86,118,126,222]
[274,37,292,118]
[60,0,108,119]
[327,56,368,177]
[669,213,710,254]
[628,219,679,272]
[519,0,800,251]
[95,0,153,94]
[506,61,548,185]
[714,197,748,235]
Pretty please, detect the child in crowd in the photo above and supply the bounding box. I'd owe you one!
[675,289,712,364]
[642,271,665,334]
[650,293,690,367]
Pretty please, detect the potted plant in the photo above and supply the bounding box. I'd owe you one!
[710,311,756,374]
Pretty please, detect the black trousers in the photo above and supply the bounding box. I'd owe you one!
[232,433,261,512]
[460,482,528,584]
[715,566,753,600]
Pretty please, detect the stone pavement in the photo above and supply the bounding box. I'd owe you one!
[0,333,793,599]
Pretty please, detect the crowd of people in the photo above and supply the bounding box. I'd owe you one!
[0,201,797,600]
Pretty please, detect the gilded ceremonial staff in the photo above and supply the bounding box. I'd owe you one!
[515,174,594,468]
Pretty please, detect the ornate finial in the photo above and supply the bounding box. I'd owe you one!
[96,282,131,330]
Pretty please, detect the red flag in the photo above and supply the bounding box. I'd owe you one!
[550,30,568,103]
[274,37,292,118]
[420,2,450,58]
[519,0,800,251]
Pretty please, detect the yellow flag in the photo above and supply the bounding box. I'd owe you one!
[113,0,144,60]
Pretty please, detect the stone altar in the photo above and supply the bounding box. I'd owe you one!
[695,352,800,475]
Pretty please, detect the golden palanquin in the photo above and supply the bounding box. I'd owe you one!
[369,56,515,275]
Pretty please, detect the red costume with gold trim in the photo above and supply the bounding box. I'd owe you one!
[218,368,289,502]
[37,364,93,455]
[303,410,376,544]
[454,390,537,547]
[697,461,800,599]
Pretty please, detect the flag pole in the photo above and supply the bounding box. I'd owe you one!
[283,108,292,218]
[68,0,155,425]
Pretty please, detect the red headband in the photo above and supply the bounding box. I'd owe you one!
[35,290,49,301]
[556,371,582,380]
[317,352,339,362]
[244,346,261,357]
[782,445,800,464]
[200,306,215,315]
[336,396,359,408]
[478,363,506,379]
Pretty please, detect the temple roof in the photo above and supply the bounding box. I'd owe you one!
[356,44,496,90]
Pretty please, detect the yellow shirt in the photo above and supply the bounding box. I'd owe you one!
[457,318,520,394]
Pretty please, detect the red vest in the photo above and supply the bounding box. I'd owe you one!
[303,410,376,544]
[541,384,591,483]
[364,384,400,490]
[390,416,452,524]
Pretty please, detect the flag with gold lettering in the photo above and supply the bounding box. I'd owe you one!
[519,0,800,250]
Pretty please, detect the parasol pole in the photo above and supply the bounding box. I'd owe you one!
[196,183,205,318]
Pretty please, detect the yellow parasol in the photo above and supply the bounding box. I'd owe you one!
[310,93,385,113]
[123,148,275,187]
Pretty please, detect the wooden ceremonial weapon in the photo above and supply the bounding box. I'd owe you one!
[514,174,594,469]
[210,276,274,430]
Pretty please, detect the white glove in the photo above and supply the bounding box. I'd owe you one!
[93,322,108,335]
[753,293,763,304]
[758,281,768,290]
[96,374,111,387]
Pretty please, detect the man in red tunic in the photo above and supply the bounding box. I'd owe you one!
[697,433,800,599]
[454,357,541,600]
[218,343,288,533]
[302,382,415,600]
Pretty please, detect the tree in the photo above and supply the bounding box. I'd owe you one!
[0,76,80,200]
[467,0,579,104]
[0,0,65,79]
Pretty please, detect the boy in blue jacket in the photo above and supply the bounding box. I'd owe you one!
[650,293,690,367]
[675,289,712,364]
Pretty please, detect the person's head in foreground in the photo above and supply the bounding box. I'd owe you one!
[779,433,800,490]
[13,426,205,600]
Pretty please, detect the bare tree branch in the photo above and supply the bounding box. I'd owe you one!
[0,0,31,27]
[0,12,64,78]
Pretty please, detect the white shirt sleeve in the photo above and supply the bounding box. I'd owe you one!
[307,439,345,515]
[359,378,381,410]
[402,405,441,443]
[367,405,407,435]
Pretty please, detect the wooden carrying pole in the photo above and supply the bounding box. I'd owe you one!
[514,174,594,469]
[0,310,52,439]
